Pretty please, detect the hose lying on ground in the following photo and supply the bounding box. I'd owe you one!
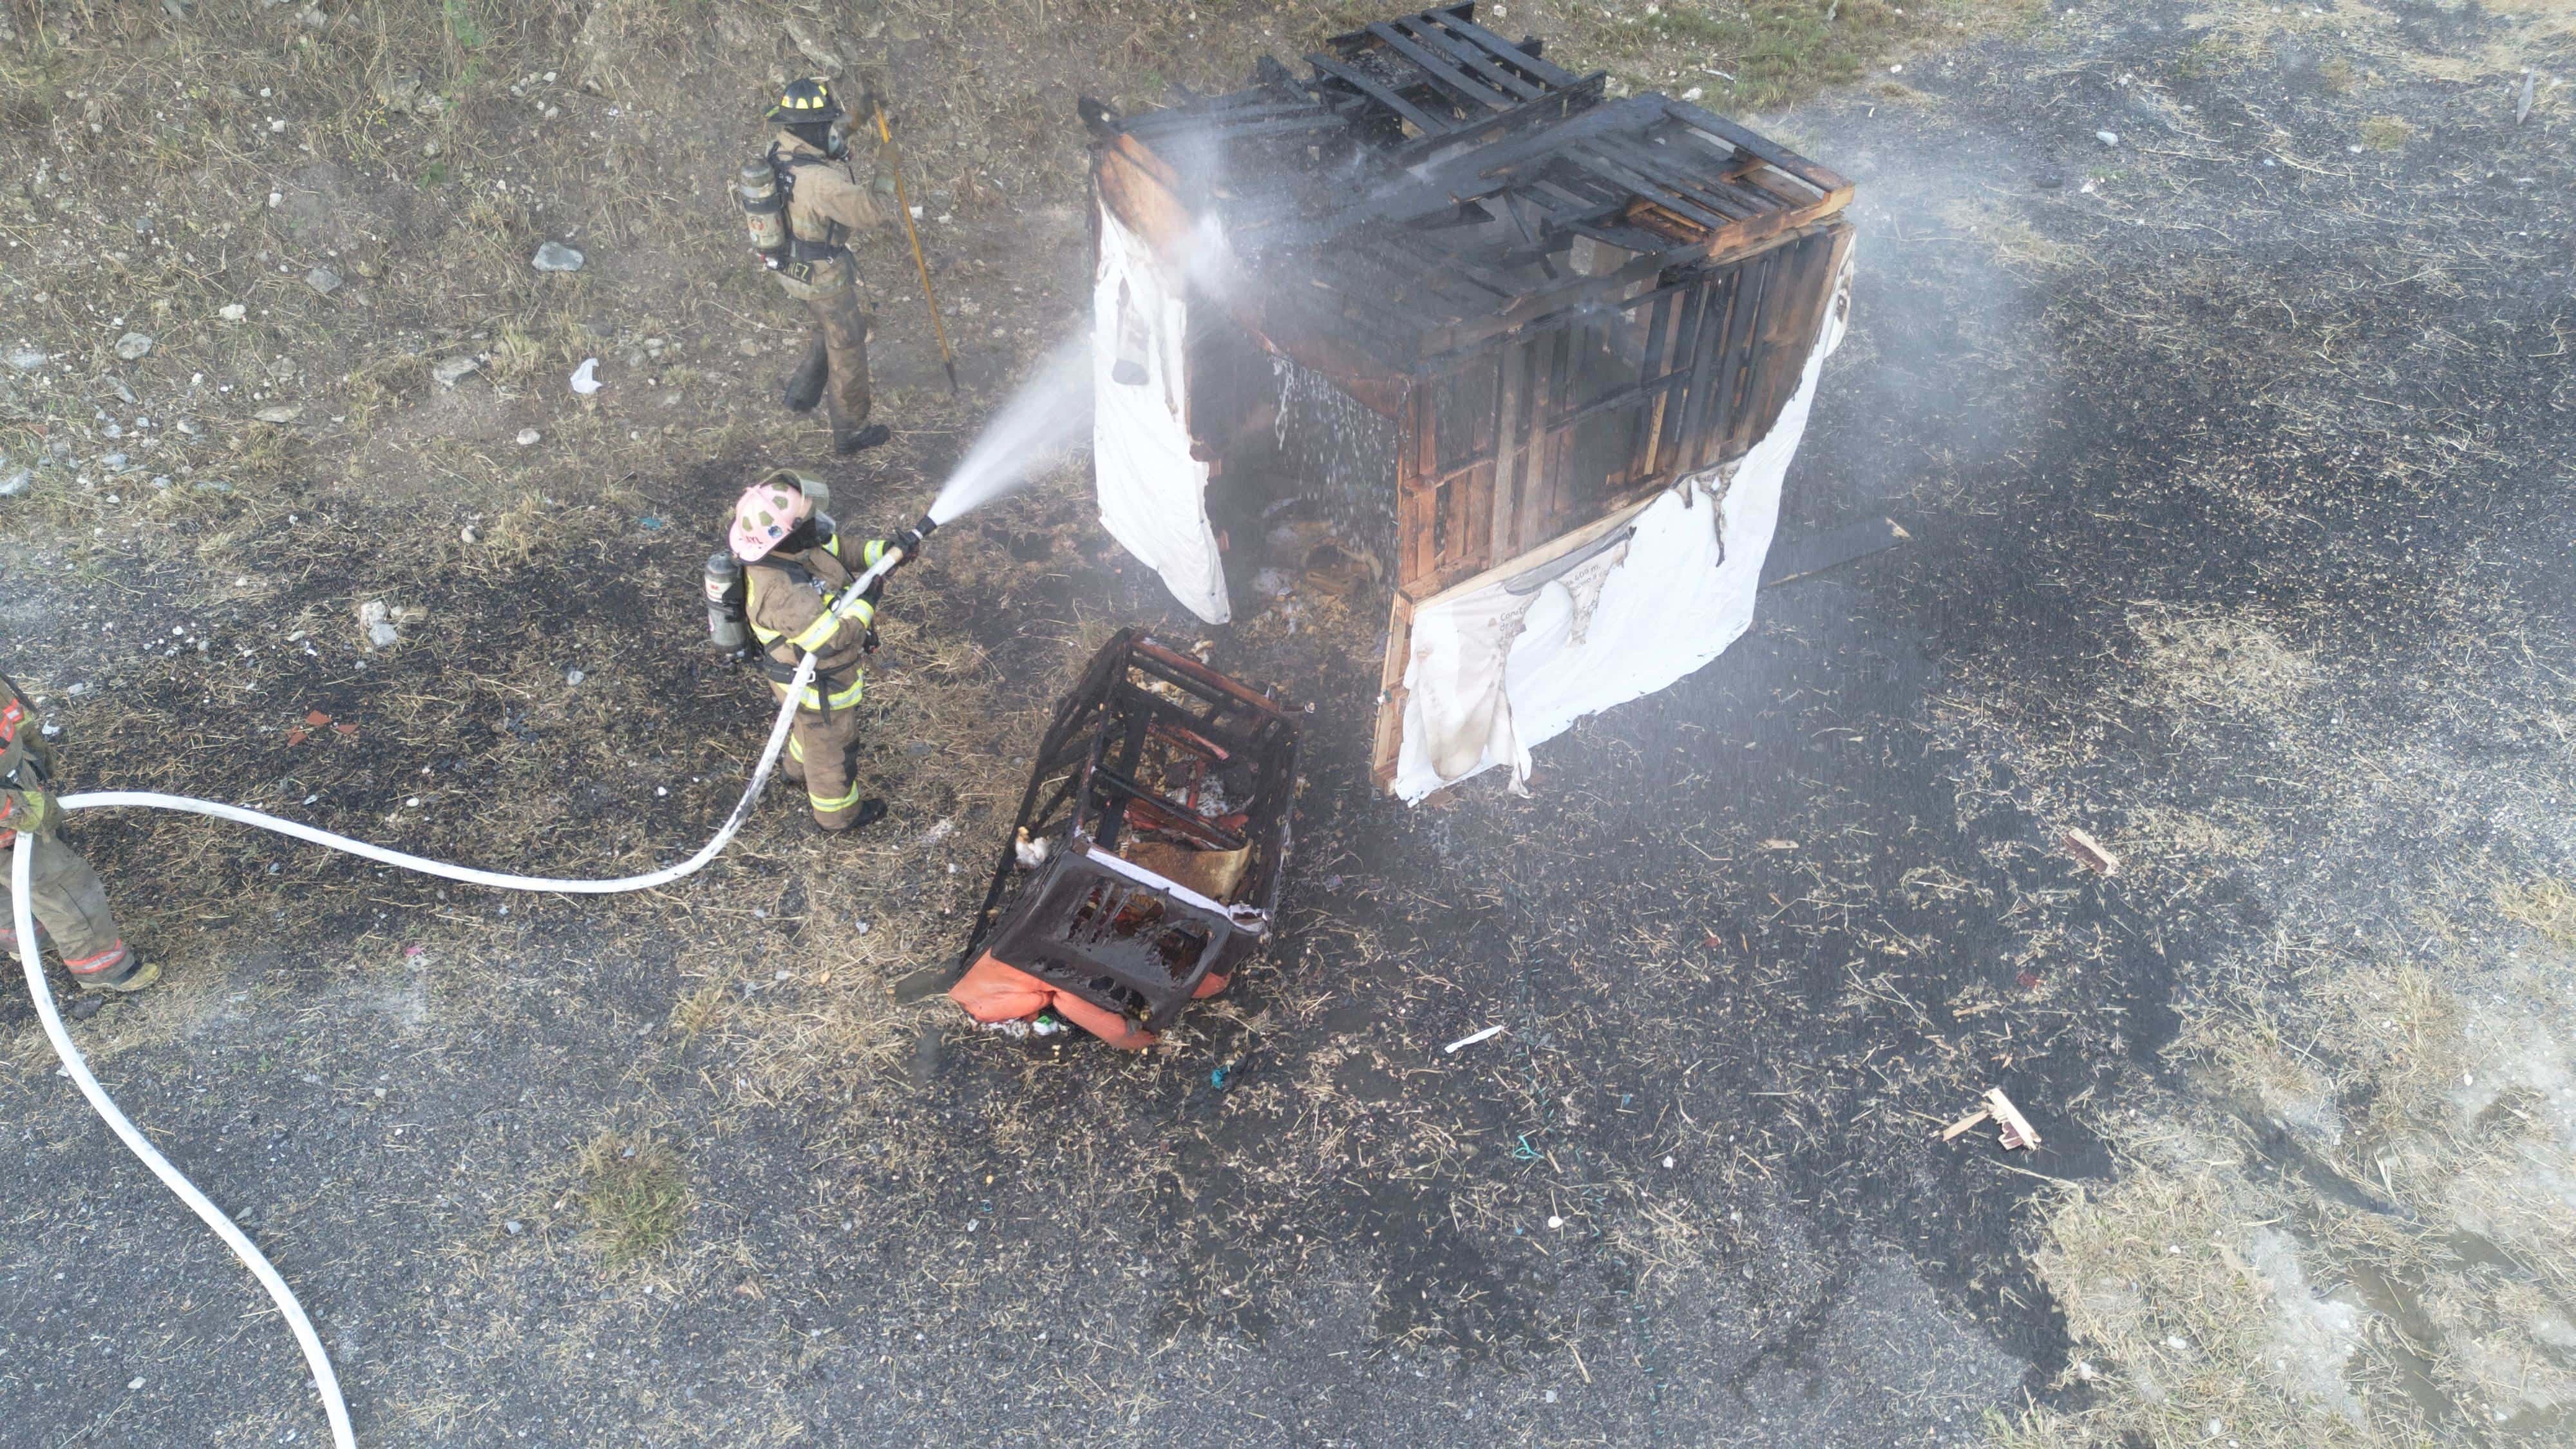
[6,547,904,1448]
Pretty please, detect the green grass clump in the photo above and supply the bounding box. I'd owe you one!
[1607,0,2036,112]
[577,1134,688,1268]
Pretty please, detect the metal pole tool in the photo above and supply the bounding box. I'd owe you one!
[873,99,960,395]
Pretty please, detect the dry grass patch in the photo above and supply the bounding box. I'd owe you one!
[1595,0,2043,111]
[2492,877,2576,947]
[2131,611,2318,721]
[1939,198,2072,274]
[2358,115,2412,150]
[2006,1136,2378,1447]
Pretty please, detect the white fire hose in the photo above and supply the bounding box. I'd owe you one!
[7,547,904,1448]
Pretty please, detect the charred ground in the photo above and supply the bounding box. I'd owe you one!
[5,1,2574,1446]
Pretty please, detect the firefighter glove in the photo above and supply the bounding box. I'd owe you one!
[1,786,61,837]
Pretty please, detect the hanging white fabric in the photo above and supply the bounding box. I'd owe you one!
[1394,247,1857,802]
[1091,202,1231,624]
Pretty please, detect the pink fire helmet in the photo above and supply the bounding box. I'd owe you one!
[728,473,815,561]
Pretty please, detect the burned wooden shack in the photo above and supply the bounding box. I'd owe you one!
[1086,4,1855,800]
[947,630,1299,1050]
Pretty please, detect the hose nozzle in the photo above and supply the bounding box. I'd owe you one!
[895,512,937,562]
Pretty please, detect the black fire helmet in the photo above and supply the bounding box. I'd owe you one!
[764,77,843,127]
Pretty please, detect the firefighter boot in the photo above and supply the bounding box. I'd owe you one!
[833,422,891,455]
[817,799,887,835]
[782,335,829,414]
[79,949,160,995]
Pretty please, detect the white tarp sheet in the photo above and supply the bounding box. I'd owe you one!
[1393,248,1855,802]
[1092,203,1230,624]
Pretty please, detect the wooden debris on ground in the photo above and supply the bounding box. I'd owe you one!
[1940,1087,2043,1151]
[2061,827,2119,875]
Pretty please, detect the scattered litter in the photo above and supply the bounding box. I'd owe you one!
[2094,129,2119,146]
[114,332,155,361]
[515,428,540,446]
[285,727,308,746]
[2062,827,2119,875]
[1759,837,1798,851]
[1546,1215,1564,1229]
[569,357,602,395]
[638,514,665,530]
[357,600,397,650]
[919,817,958,846]
[430,355,482,388]
[304,267,341,296]
[1940,1086,2043,1151]
[2515,70,2535,126]
[0,467,30,498]
[531,242,585,272]
[1209,1064,1234,1088]
[252,404,302,424]
[333,722,359,738]
[503,1220,523,1236]
[304,710,332,726]
[5,347,46,371]
[564,667,585,687]
[1443,1024,1505,1054]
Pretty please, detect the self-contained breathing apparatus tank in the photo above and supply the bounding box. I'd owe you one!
[704,553,750,657]
[737,157,790,269]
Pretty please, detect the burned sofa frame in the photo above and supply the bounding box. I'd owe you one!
[959,630,1300,1036]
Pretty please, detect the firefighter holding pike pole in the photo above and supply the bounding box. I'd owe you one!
[736,75,960,455]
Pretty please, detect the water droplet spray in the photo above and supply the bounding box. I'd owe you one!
[923,333,1095,527]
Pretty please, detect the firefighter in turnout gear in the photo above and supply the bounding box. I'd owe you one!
[1,673,157,995]
[755,77,893,457]
[729,472,899,832]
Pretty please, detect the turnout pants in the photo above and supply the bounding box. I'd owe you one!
[3,831,132,981]
[776,691,867,830]
[777,259,874,437]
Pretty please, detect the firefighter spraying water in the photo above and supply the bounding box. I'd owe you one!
[9,323,1095,1448]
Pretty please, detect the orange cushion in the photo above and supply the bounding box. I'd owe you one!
[947,953,1232,1050]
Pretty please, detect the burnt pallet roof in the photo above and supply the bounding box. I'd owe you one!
[1098,3,1852,372]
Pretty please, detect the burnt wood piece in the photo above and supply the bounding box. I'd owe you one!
[1303,50,1451,135]
[1428,10,1586,89]
[1662,101,1853,206]
[1394,14,1549,100]
[1559,149,1734,234]
[1171,112,1359,147]
[1089,766,1251,853]
[1115,98,1323,137]
[1588,131,1765,222]
[1388,71,1606,167]
[1363,21,1515,110]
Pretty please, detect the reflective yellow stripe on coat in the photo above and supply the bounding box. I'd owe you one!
[770,672,865,713]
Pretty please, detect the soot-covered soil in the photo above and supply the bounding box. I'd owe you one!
[5,1,2573,1445]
